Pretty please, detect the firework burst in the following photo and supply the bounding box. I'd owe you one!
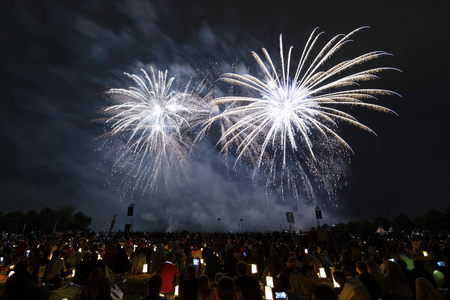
[101,66,209,195]
[201,27,400,205]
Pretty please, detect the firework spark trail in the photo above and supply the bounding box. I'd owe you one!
[101,66,210,196]
[201,27,400,205]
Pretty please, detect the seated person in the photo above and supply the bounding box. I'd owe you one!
[47,276,82,300]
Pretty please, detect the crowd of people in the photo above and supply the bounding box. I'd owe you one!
[0,227,449,300]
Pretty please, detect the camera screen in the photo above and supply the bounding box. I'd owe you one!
[275,292,287,299]
[193,258,199,266]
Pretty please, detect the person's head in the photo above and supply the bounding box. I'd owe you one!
[236,261,247,276]
[415,277,443,299]
[395,258,407,270]
[342,265,356,277]
[51,276,64,289]
[361,253,371,261]
[184,264,197,280]
[269,248,278,257]
[365,260,379,273]
[215,272,224,284]
[52,250,62,259]
[312,283,338,300]
[385,261,407,285]
[198,274,211,291]
[333,270,346,287]
[165,252,174,262]
[356,261,368,274]
[217,276,236,300]
[148,274,163,297]
[287,256,298,268]
[14,260,29,275]
[43,249,51,259]
[341,250,352,261]
[89,267,105,280]
[300,257,310,267]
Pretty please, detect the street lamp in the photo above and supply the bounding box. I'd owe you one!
[240,219,243,232]
[217,218,221,232]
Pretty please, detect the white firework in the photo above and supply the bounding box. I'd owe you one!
[202,27,400,205]
[101,66,208,195]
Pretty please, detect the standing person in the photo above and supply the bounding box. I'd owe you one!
[179,265,198,300]
[223,249,238,277]
[159,252,179,298]
[204,249,221,280]
[234,261,263,300]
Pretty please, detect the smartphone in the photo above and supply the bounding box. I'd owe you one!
[275,292,287,299]
[243,252,247,257]
[389,258,395,262]
[437,261,445,267]
[193,258,199,266]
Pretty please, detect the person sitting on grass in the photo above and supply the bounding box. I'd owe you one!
[216,276,237,300]
[80,267,112,300]
[198,274,214,300]
[0,260,31,300]
[47,275,82,300]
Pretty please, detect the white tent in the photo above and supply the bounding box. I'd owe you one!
[376,227,387,235]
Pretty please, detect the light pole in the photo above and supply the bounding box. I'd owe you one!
[240,218,243,232]
[217,218,221,232]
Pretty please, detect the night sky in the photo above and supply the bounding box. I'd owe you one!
[1,0,449,231]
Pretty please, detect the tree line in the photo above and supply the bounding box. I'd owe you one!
[0,205,91,234]
[335,207,450,237]
[0,206,449,236]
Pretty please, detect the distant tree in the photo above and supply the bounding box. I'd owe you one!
[24,210,40,233]
[359,219,376,238]
[392,214,414,233]
[415,209,447,233]
[372,217,391,230]
[70,212,91,232]
[346,221,360,236]
[56,205,75,231]
[5,210,25,233]
[0,211,7,231]
[38,207,57,233]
